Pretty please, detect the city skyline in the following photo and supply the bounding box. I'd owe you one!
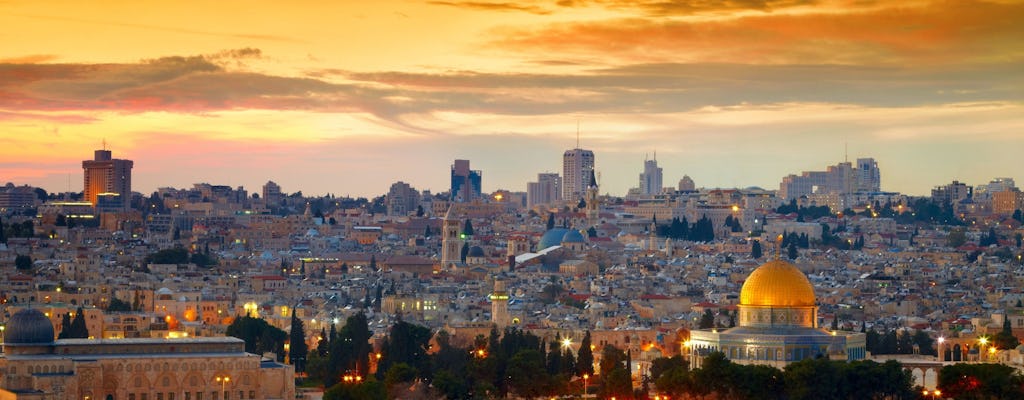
[1,1,1022,197]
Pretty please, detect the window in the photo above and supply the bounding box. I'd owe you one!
[129,394,135,400]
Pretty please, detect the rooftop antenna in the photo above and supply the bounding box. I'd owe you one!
[102,138,107,151]
[844,142,848,163]
[576,119,580,149]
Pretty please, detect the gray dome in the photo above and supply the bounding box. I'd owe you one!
[468,246,485,258]
[5,308,55,345]
[539,228,569,249]
[561,229,586,244]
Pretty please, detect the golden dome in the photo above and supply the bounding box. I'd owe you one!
[739,259,816,307]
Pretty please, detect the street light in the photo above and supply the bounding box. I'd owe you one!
[561,337,572,349]
[215,376,230,400]
[582,373,589,397]
[922,389,941,399]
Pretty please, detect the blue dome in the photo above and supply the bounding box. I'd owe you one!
[538,228,569,249]
[468,246,485,257]
[561,229,586,243]
[5,308,54,345]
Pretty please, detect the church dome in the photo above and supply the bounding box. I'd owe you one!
[538,228,569,249]
[561,229,586,244]
[4,308,55,345]
[739,259,816,307]
[468,246,485,257]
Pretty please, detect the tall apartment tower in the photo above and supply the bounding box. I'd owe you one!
[639,154,663,196]
[82,148,133,210]
[450,159,482,202]
[563,148,595,202]
[527,172,562,208]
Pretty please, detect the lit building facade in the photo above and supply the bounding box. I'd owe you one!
[82,149,133,210]
[0,309,294,400]
[688,259,866,369]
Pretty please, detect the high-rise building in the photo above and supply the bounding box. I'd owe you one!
[450,159,482,202]
[779,158,881,200]
[527,173,561,208]
[82,149,133,210]
[855,158,881,192]
[563,148,594,201]
[678,175,696,192]
[262,180,283,205]
[386,181,421,216]
[639,154,663,196]
[931,180,970,206]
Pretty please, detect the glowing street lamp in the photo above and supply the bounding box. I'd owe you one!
[582,373,589,396]
[561,337,572,349]
[215,375,230,400]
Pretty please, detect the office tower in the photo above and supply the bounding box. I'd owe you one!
[563,148,595,201]
[856,158,881,192]
[82,148,133,210]
[450,159,482,202]
[527,173,562,208]
[639,154,663,196]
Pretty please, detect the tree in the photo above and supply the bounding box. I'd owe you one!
[993,315,1020,350]
[0,215,5,243]
[290,310,309,373]
[751,240,762,259]
[576,331,594,377]
[787,242,798,260]
[460,242,469,263]
[106,297,132,312]
[509,349,550,399]
[939,363,1024,399]
[69,307,89,338]
[145,246,190,264]
[463,219,474,236]
[947,228,967,248]
[416,205,425,217]
[698,309,716,329]
[58,313,73,339]
[378,320,432,381]
[15,254,32,270]
[226,315,288,361]
[546,213,555,230]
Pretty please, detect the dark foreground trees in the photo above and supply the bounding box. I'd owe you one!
[654,352,914,400]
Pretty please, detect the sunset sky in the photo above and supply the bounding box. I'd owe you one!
[1,0,1022,198]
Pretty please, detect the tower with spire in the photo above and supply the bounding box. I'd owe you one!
[440,205,463,267]
[585,168,600,227]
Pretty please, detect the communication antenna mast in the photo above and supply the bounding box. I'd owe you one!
[576,120,580,148]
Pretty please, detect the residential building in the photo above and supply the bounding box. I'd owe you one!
[563,148,594,202]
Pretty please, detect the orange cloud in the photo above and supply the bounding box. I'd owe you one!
[490,0,1024,65]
